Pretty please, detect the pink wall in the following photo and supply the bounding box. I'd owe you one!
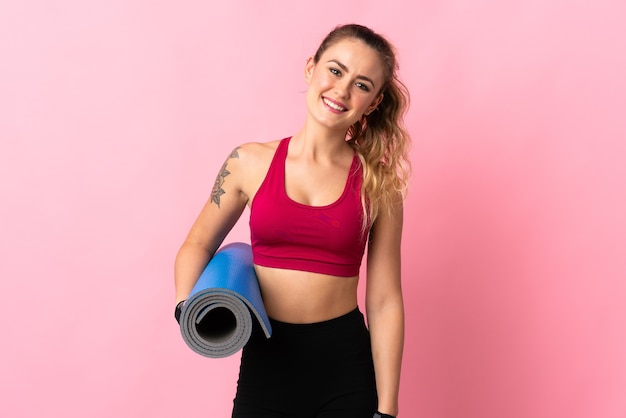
[1,1,624,417]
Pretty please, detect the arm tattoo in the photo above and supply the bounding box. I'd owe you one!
[210,148,240,208]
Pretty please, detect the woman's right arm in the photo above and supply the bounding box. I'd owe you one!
[174,147,250,304]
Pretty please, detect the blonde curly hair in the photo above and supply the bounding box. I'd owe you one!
[313,24,412,230]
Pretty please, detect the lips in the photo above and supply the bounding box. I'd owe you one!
[322,97,347,112]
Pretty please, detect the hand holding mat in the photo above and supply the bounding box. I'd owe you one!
[178,242,272,358]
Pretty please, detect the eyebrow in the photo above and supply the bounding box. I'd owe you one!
[327,59,376,89]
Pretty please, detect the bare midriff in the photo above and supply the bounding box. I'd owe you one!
[254,264,360,324]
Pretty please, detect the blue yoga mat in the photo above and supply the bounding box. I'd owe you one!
[178,242,272,358]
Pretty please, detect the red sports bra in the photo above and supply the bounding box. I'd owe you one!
[250,137,370,277]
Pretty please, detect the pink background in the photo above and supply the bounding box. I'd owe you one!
[1,1,625,417]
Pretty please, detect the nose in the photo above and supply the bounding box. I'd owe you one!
[334,78,351,99]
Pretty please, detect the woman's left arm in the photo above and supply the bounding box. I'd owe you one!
[366,196,405,417]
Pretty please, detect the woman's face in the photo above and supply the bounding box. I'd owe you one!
[305,38,385,132]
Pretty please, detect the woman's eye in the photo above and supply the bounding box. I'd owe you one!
[356,82,370,92]
[329,68,341,76]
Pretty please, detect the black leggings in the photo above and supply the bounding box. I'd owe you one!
[232,308,377,418]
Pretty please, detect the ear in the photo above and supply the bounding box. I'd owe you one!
[365,93,384,115]
[304,56,315,83]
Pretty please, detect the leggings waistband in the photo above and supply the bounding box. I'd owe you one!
[268,306,364,333]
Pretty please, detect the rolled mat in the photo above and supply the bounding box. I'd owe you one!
[179,242,272,358]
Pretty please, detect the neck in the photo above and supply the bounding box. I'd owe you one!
[291,117,353,162]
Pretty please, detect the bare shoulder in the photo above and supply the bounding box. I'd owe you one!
[228,139,283,201]
[235,139,281,162]
[230,140,280,172]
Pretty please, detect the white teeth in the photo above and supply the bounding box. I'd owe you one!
[323,98,345,111]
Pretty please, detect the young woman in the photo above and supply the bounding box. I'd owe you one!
[174,24,411,418]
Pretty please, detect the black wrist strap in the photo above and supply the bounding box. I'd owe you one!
[374,411,396,418]
[174,300,185,323]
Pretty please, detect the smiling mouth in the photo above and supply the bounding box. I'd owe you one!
[323,97,346,112]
